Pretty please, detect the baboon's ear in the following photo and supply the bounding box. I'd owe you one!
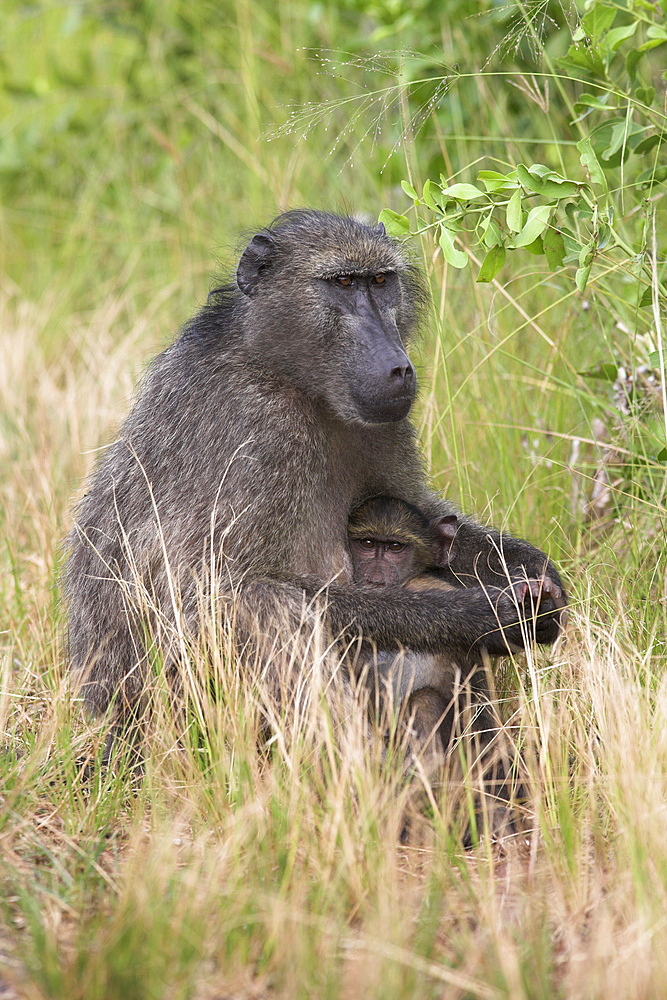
[431,514,458,566]
[237,232,276,296]
[376,221,387,236]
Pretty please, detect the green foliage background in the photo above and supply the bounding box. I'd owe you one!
[2,0,402,303]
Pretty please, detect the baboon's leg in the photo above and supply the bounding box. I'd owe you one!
[102,700,149,778]
[404,686,449,779]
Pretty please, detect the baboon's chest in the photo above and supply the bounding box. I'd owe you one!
[290,424,395,583]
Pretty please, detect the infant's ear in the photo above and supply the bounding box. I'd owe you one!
[431,514,458,566]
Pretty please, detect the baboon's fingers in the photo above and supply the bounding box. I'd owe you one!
[538,575,566,607]
[511,580,530,604]
[508,577,568,638]
[531,578,569,631]
[513,576,566,609]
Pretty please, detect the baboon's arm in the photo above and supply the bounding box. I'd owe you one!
[376,428,565,604]
[444,519,564,591]
[314,578,557,655]
[415,492,565,602]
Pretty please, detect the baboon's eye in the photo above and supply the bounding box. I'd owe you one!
[372,273,386,285]
[387,541,405,552]
[336,274,353,287]
[358,538,375,549]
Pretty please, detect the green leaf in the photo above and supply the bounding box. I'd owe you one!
[523,236,544,255]
[506,188,523,233]
[635,87,655,106]
[590,119,645,166]
[543,228,566,269]
[627,48,644,82]
[579,363,618,383]
[539,176,581,198]
[478,170,518,193]
[477,244,506,283]
[438,225,468,269]
[573,92,617,115]
[378,210,411,238]
[401,180,419,201]
[596,222,612,250]
[604,21,638,51]
[634,132,665,155]
[422,179,438,210]
[531,163,553,178]
[516,163,543,194]
[657,447,667,462]
[636,164,667,187]
[601,120,632,161]
[560,227,583,264]
[513,204,552,248]
[559,44,606,78]
[577,136,608,190]
[440,183,486,201]
[579,241,595,267]
[575,262,592,292]
[638,37,667,53]
[481,214,503,248]
[581,4,617,42]
[648,349,660,365]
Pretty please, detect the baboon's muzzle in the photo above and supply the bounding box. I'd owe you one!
[350,345,417,423]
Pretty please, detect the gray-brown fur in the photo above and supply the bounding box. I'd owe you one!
[64,210,566,762]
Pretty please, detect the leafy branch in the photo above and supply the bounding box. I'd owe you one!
[381,0,666,303]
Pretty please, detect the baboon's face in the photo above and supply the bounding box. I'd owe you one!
[315,268,416,423]
[349,534,420,587]
[236,212,423,425]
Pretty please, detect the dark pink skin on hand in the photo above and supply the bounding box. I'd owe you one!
[512,576,569,629]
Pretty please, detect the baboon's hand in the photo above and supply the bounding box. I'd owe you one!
[461,585,535,655]
[511,576,568,643]
[472,577,567,654]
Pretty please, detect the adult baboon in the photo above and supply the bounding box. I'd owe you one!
[64,210,566,769]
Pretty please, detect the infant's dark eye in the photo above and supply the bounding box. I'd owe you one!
[373,273,386,285]
[336,275,353,287]
[388,541,405,552]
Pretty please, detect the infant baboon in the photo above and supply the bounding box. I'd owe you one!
[65,210,566,834]
[347,496,458,770]
[347,495,553,821]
